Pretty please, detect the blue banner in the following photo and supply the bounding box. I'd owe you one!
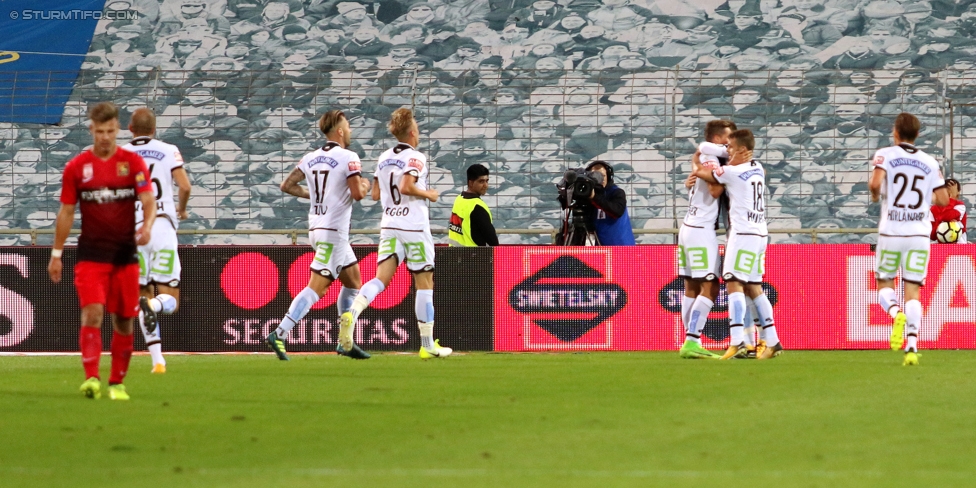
[0,0,107,124]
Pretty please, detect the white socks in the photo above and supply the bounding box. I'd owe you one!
[137,309,165,366]
[149,294,178,314]
[337,286,358,316]
[681,295,696,335]
[753,294,778,346]
[688,296,713,343]
[415,290,434,323]
[878,288,900,318]
[419,321,435,350]
[905,299,921,352]
[274,287,320,339]
[139,293,179,366]
[350,278,385,320]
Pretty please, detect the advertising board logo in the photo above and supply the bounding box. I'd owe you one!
[508,254,626,343]
[658,278,778,341]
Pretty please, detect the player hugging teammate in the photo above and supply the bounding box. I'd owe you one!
[690,127,784,360]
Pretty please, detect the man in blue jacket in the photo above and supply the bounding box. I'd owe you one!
[586,160,635,245]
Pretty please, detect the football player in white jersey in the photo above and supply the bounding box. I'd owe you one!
[342,108,453,359]
[677,120,735,359]
[123,108,191,374]
[869,113,950,366]
[695,129,782,360]
[267,110,372,360]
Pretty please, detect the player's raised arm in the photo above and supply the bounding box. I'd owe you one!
[399,173,439,202]
[280,167,310,199]
[694,164,720,184]
[933,185,950,207]
[173,166,192,220]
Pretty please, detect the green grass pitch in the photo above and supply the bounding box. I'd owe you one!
[2,351,975,488]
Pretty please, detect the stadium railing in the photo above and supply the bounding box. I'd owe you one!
[1,67,972,245]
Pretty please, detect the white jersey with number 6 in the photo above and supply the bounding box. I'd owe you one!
[296,141,361,236]
[873,143,946,237]
[375,143,430,231]
[123,136,183,227]
[712,160,767,236]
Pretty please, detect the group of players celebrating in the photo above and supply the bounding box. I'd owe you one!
[677,112,947,366]
[48,102,944,399]
[49,103,450,400]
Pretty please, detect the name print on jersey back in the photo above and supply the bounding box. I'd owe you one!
[375,144,430,231]
[874,144,945,237]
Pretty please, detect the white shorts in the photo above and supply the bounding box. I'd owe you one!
[723,232,767,283]
[875,235,930,285]
[677,224,721,281]
[378,227,435,272]
[138,218,182,287]
[309,229,358,280]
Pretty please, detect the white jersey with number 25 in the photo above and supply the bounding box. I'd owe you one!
[296,141,361,236]
[873,143,945,237]
[375,143,430,231]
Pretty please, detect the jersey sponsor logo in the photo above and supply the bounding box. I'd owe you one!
[135,172,146,184]
[873,155,884,167]
[117,162,129,177]
[348,160,362,172]
[80,187,137,203]
[135,150,166,161]
[82,163,93,182]
[174,151,184,163]
[713,166,725,177]
[508,255,626,342]
[737,168,764,181]
[307,156,339,168]
[888,158,932,174]
[378,158,406,170]
[408,158,424,170]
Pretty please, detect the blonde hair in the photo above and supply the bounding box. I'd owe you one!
[388,107,415,140]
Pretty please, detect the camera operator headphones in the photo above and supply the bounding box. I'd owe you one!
[585,160,614,186]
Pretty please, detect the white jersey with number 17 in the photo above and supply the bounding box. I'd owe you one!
[713,160,767,236]
[123,136,183,227]
[296,141,361,236]
[375,143,430,231]
[873,143,945,237]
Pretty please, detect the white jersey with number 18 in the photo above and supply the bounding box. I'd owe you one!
[375,143,430,231]
[296,141,361,236]
[123,136,183,227]
[873,143,945,237]
[713,160,767,236]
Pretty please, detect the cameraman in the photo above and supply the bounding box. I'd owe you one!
[558,161,635,245]
[586,161,635,245]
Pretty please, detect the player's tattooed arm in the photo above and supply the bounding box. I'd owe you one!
[280,167,309,199]
[173,167,192,220]
[48,203,75,283]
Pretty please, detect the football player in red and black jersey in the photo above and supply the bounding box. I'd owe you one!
[48,102,156,401]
